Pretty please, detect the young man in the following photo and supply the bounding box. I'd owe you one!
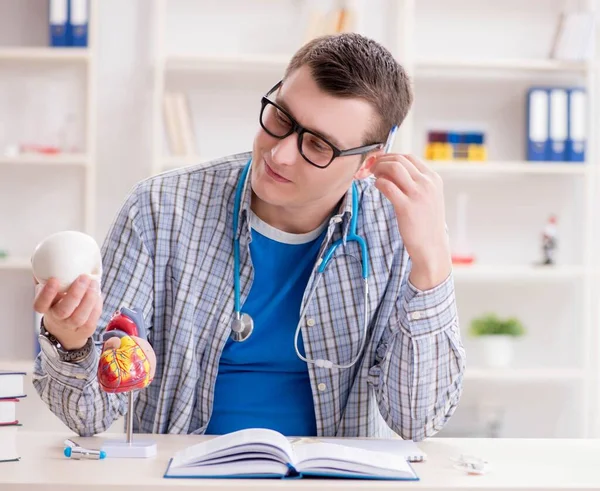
[33,33,465,441]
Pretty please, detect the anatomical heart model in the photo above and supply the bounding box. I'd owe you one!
[98,307,156,392]
[97,306,157,458]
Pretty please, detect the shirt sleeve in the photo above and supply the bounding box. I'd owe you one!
[32,184,155,437]
[368,261,466,442]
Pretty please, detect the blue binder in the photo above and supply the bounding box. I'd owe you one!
[69,0,89,47]
[566,88,586,162]
[548,88,568,161]
[49,0,69,47]
[527,88,550,161]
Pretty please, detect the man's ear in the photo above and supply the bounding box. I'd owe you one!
[354,151,382,180]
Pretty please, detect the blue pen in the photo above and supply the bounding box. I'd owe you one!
[383,124,399,153]
[371,125,399,180]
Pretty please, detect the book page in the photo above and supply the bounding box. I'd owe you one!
[293,442,416,477]
[170,428,294,469]
[317,437,426,461]
[166,459,289,478]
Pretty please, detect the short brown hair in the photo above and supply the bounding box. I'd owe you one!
[285,32,413,145]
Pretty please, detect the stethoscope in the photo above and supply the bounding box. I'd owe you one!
[230,159,370,370]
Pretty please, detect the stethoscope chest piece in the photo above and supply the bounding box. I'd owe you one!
[230,313,254,342]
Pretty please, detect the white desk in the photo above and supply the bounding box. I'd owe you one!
[3,431,600,490]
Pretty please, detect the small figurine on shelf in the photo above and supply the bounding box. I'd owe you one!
[541,215,558,265]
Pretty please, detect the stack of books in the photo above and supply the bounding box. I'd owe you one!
[0,370,26,463]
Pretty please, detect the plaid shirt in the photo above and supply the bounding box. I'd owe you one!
[33,152,465,440]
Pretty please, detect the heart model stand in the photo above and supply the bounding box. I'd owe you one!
[97,306,157,458]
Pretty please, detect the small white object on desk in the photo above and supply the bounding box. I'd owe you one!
[31,230,102,292]
[452,454,491,475]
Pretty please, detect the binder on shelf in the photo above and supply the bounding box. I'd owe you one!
[548,88,568,161]
[49,0,69,47]
[567,88,586,162]
[69,0,89,47]
[527,88,550,161]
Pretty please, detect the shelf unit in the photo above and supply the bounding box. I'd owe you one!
[0,1,98,364]
[406,0,599,440]
[150,0,599,438]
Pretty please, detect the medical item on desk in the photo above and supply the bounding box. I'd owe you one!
[63,439,106,460]
[98,307,158,459]
[229,125,398,369]
[452,454,490,475]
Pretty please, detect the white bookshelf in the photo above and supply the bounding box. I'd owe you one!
[0,1,98,365]
[150,0,599,438]
[410,0,598,439]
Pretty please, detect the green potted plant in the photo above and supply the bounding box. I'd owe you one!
[469,313,526,368]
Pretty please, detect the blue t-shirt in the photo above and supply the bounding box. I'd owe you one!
[205,211,327,436]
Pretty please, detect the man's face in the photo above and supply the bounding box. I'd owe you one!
[251,66,378,213]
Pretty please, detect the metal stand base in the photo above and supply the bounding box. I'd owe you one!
[101,391,157,458]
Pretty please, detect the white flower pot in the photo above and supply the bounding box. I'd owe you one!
[479,335,515,368]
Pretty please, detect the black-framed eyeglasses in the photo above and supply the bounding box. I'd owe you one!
[259,81,385,169]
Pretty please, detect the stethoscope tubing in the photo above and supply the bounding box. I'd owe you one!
[232,159,370,369]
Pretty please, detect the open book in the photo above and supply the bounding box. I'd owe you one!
[164,428,419,480]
